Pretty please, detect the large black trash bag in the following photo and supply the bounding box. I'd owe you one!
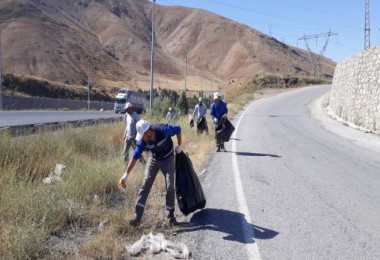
[175,151,206,216]
[216,116,235,142]
[196,117,206,134]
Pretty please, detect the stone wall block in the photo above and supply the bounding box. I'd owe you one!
[329,46,380,134]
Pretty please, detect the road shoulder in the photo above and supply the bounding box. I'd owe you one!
[310,92,380,154]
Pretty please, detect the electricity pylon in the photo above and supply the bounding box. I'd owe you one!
[364,0,370,49]
[298,30,338,77]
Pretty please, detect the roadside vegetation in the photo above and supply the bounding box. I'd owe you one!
[0,74,327,259]
[2,74,113,102]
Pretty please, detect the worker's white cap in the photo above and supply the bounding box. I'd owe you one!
[136,120,151,141]
[169,107,172,111]
[213,92,220,99]
[125,102,133,109]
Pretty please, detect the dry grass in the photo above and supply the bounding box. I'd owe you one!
[0,124,126,259]
[0,83,288,259]
[0,113,215,259]
[225,84,254,118]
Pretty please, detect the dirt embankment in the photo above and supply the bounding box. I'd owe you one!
[2,74,114,101]
[246,74,331,90]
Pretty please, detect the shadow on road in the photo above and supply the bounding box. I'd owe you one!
[177,208,279,244]
[228,151,282,158]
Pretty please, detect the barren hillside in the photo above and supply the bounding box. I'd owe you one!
[0,0,336,94]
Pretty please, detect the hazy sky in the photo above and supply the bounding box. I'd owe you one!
[153,0,380,63]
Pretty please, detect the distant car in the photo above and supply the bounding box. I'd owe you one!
[114,88,147,114]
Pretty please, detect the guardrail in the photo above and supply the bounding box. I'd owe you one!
[0,117,123,136]
[3,95,114,111]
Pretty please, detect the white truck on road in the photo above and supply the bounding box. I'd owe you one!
[114,88,146,114]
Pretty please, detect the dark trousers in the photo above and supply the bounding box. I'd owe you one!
[214,126,225,148]
[124,137,145,164]
[134,153,175,221]
[123,137,136,163]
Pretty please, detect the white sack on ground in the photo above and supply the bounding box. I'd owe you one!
[43,163,66,184]
[126,232,190,259]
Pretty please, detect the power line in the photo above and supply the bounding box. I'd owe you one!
[298,30,338,76]
[157,0,359,56]
[150,0,156,109]
[268,0,361,20]
[160,0,352,27]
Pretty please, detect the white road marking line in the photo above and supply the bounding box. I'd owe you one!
[231,101,262,260]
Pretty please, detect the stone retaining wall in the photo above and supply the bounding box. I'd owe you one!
[329,46,380,134]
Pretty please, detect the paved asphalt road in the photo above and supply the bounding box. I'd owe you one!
[176,85,380,260]
[0,111,123,127]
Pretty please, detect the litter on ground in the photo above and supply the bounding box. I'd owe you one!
[43,163,66,184]
[127,233,190,259]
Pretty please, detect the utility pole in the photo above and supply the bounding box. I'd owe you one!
[364,0,370,49]
[0,18,16,111]
[200,78,203,97]
[298,30,338,77]
[184,49,188,92]
[149,0,156,109]
[87,58,91,111]
[184,45,189,92]
[173,42,190,92]
[268,24,273,37]
[0,22,3,110]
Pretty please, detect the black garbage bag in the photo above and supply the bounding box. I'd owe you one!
[175,151,206,216]
[190,119,194,128]
[196,117,206,134]
[216,116,235,142]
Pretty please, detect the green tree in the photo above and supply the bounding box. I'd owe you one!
[178,91,188,115]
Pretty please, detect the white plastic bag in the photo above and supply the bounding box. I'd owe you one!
[43,163,66,184]
[126,233,190,258]
[127,233,147,256]
[166,241,190,259]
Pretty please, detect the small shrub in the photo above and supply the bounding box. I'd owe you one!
[144,96,172,121]
[178,91,189,115]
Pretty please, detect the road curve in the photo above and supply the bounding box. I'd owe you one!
[177,85,380,260]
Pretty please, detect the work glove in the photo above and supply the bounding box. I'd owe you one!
[118,172,128,191]
[175,145,183,154]
[214,118,218,124]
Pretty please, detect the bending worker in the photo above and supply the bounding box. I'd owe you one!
[118,119,182,227]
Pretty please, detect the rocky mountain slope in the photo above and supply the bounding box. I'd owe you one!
[0,0,336,94]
